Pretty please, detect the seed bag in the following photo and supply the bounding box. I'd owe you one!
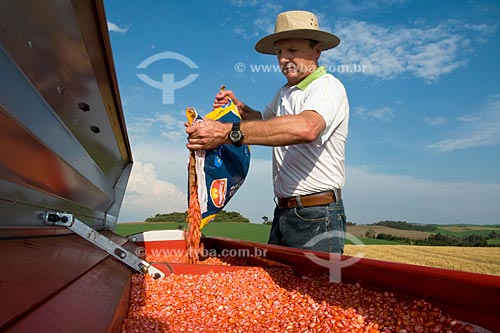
[186,99,250,229]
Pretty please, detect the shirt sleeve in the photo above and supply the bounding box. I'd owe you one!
[262,89,281,120]
[301,75,349,145]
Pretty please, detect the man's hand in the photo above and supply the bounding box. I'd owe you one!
[213,89,241,109]
[185,118,232,151]
[214,89,262,121]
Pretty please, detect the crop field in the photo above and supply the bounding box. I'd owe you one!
[347,225,431,240]
[440,226,498,232]
[343,245,500,276]
[436,225,500,237]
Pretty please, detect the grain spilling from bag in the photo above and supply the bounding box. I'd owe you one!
[185,150,201,264]
[121,255,479,333]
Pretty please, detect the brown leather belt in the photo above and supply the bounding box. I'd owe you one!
[277,190,340,209]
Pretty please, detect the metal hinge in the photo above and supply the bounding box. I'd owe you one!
[44,211,165,279]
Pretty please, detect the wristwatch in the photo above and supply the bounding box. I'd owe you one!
[228,122,244,147]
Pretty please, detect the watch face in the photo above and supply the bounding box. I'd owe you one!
[230,130,242,142]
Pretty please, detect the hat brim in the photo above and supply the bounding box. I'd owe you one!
[255,29,340,55]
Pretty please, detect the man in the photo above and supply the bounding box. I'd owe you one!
[186,10,349,254]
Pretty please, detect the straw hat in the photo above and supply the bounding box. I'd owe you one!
[255,10,340,55]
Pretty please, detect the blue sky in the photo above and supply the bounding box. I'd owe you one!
[104,0,500,225]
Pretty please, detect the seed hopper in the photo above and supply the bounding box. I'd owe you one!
[0,1,498,332]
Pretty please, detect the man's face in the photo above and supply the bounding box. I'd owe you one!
[274,39,321,86]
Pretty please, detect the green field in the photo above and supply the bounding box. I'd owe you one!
[203,222,271,243]
[436,225,499,237]
[115,222,271,243]
[435,225,500,245]
[115,222,398,245]
[487,238,500,245]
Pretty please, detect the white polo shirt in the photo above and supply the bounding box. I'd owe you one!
[262,66,349,198]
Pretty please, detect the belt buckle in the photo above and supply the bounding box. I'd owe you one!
[277,196,296,209]
[287,197,297,209]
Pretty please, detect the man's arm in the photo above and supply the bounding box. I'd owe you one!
[185,110,325,150]
[241,110,325,146]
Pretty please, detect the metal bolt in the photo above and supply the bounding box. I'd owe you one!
[114,248,127,259]
[47,213,60,222]
[78,102,90,112]
[139,263,149,274]
[27,40,32,48]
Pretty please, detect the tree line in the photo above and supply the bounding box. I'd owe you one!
[373,231,499,247]
[363,220,499,246]
[145,211,250,223]
[372,220,438,232]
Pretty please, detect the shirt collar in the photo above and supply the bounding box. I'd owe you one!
[296,66,327,90]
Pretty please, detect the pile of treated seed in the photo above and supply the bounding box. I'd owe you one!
[121,256,478,333]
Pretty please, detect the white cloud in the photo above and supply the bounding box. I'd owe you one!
[254,3,282,35]
[126,112,185,142]
[462,23,498,43]
[406,35,468,80]
[370,107,394,120]
[324,19,494,82]
[333,0,410,14]
[428,93,500,152]
[457,114,480,122]
[128,137,189,192]
[118,161,186,222]
[353,106,395,121]
[228,2,281,41]
[107,21,128,33]
[158,113,186,141]
[425,116,447,126]
[232,26,248,39]
[228,0,259,7]
[126,116,157,139]
[345,166,500,224]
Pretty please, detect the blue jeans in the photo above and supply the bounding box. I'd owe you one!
[268,199,347,254]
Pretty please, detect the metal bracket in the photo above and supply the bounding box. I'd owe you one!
[44,211,165,279]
